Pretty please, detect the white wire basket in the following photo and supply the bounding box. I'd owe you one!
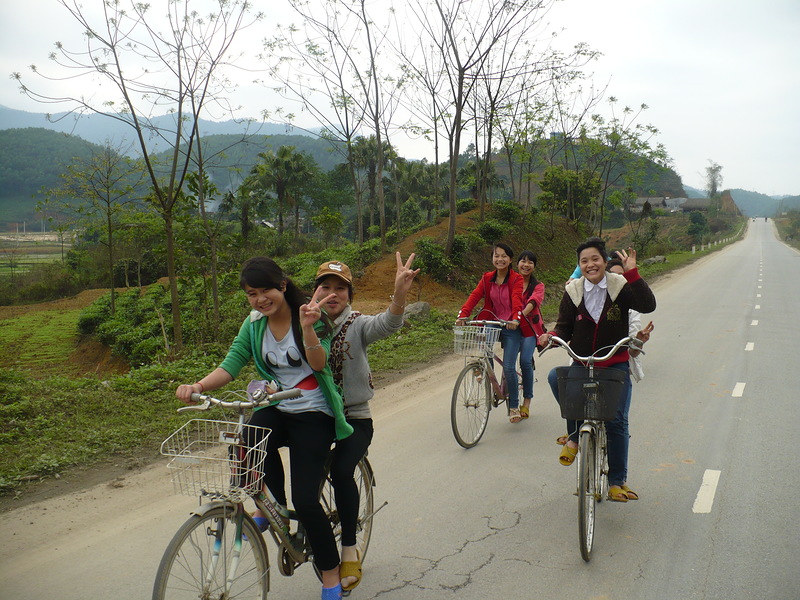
[453,325,502,357]
[160,419,271,502]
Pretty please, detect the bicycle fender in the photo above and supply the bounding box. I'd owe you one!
[187,500,237,518]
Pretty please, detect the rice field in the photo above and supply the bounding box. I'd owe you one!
[0,232,71,275]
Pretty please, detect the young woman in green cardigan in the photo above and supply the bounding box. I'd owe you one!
[176,256,352,600]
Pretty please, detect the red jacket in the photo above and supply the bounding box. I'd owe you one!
[458,270,524,322]
[519,280,546,338]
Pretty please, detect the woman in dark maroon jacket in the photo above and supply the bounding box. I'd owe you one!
[539,239,655,502]
[456,242,525,422]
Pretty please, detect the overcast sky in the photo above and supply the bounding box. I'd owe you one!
[2,0,798,196]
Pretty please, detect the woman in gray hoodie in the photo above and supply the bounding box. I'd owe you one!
[313,252,419,592]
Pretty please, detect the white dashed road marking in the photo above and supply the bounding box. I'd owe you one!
[693,469,722,514]
[745,342,754,352]
[732,382,746,397]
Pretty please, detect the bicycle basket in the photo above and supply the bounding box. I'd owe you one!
[160,419,271,502]
[555,365,626,421]
[453,325,502,357]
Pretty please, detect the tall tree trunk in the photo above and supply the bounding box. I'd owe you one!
[164,211,183,352]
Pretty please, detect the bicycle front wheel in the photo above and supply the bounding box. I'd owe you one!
[451,361,492,448]
[153,505,269,600]
[577,429,597,562]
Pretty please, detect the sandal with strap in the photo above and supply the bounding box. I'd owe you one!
[559,444,578,466]
[555,435,568,445]
[608,485,629,502]
[519,406,530,419]
[340,549,362,592]
[621,485,639,500]
[509,408,522,423]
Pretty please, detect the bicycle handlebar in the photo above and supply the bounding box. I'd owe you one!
[461,319,512,327]
[539,335,643,364]
[181,388,303,412]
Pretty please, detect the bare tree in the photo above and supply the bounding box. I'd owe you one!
[406,0,555,254]
[14,0,261,351]
[264,4,368,242]
[39,140,145,314]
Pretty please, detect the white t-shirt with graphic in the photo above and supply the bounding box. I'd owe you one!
[262,326,331,415]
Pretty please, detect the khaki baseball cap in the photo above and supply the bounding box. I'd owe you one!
[315,261,353,285]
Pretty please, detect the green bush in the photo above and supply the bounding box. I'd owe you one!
[77,293,113,335]
[456,198,477,214]
[413,237,455,283]
[490,200,522,223]
[476,219,508,243]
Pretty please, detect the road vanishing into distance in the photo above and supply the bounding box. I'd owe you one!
[1,218,798,599]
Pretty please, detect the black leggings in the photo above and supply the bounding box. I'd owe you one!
[329,418,373,547]
[247,407,339,571]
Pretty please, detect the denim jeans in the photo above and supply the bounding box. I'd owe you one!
[499,326,522,409]
[548,362,632,486]
[518,334,536,399]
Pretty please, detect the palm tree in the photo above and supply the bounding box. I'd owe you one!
[249,146,311,236]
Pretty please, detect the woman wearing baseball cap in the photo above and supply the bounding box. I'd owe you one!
[313,252,419,592]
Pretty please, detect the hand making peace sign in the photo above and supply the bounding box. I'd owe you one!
[300,292,337,327]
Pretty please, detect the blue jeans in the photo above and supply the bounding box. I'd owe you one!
[548,362,632,486]
[519,335,536,399]
[499,327,522,409]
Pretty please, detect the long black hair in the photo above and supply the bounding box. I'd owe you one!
[239,256,333,362]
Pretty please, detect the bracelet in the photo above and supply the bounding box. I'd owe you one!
[195,381,204,392]
[304,343,323,351]
[390,294,406,309]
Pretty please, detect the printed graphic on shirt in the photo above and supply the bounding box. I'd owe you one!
[607,304,622,321]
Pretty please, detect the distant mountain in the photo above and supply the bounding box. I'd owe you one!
[729,189,800,217]
[0,105,314,154]
[684,185,707,199]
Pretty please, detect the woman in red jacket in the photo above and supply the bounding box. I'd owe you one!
[516,250,545,419]
[456,242,524,422]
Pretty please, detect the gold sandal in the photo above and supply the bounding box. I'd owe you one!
[340,549,362,591]
[621,485,639,500]
[559,444,578,466]
[608,485,629,502]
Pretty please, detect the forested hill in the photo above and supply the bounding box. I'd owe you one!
[0,127,345,202]
[729,189,800,217]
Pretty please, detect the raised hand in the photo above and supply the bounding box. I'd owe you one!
[636,320,654,343]
[394,252,420,295]
[300,293,336,327]
[615,247,637,272]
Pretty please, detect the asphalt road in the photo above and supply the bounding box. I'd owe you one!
[2,218,798,599]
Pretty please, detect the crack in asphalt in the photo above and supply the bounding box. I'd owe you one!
[373,511,522,597]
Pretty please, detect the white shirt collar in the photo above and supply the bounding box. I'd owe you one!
[583,276,608,292]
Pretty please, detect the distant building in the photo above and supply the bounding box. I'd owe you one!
[680,191,741,215]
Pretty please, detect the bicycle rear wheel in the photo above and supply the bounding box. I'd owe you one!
[577,429,597,562]
[153,504,269,600]
[319,457,375,561]
[451,361,492,448]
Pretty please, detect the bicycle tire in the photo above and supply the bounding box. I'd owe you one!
[318,457,375,563]
[597,425,609,503]
[153,504,269,600]
[451,361,492,448]
[578,429,597,562]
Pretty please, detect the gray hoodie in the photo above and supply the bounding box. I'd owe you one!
[330,305,405,419]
